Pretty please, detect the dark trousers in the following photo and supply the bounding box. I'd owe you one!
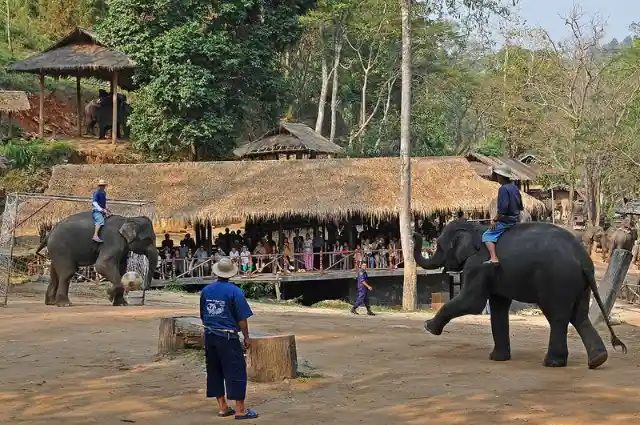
[353,288,370,308]
[205,333,247,401]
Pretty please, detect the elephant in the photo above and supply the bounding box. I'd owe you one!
[35,212,157,307]
[412,220,626,369]
[85,95,130,140]
[580,224,605,255]
[602,225,637,262]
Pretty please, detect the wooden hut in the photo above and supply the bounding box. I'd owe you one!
[465,152,540,193]
[8,27,136,143]
[234,122,344,160]
[0,91,30,138]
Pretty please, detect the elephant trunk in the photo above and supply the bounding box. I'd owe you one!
[412,232,444,270]
[144,246,158,289]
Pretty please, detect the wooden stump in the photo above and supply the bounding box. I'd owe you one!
[589,248,632,325]
[246,334,297,383]
[158,316,204,355]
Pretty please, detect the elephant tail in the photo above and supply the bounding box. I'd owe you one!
[583,266,627,354]
[35,233,49,257]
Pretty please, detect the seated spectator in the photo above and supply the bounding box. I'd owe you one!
[230,246,240,265]
[240,246,251,274]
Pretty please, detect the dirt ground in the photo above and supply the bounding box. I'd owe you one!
[2,285,640,425]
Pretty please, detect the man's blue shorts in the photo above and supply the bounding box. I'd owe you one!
[92,210,105,226]
[481,221,515,243]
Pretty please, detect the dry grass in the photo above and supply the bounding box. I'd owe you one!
[0,90,30,112]
[18,156,545,226]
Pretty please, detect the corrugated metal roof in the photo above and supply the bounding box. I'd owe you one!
[616,198,640,216]
[465,152,539,182]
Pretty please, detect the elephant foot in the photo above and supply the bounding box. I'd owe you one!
[424,319,442,336]
[45,296,56,306]
[543,355,568,368]
[113,297,128,307]
[588,351,608,370]
[489,350,511,362]
[55,299,73,307]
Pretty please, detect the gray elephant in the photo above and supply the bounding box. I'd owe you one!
[36,212,157,307]
[580,224,605,255]
[602,225,637,262]
[85,94,130,140]
[413,220,626,369]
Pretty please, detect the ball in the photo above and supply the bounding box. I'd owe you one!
[122,271,144,292]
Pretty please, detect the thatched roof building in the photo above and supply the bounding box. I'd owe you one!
[0,91,30,112]
[8,28,136,90]
[466,152,539,182]
[234,122,344,160]
[23,157,544,226]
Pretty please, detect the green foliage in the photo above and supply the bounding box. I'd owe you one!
[97,0,315,160]
[0,140,73,170]
[1,168,50,192]
[475,133,504,156]
[238,282,274,299]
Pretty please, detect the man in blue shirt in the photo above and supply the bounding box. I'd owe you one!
[200,256,258,420]
[350,261,375,316]
[91,179,111,243]
[482,165,524,264]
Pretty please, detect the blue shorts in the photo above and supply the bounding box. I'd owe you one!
[92,210,105,226]
[481,221,515,243]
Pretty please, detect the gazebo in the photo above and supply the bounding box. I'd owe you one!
[0,90,30,138]
[8,27,136,144]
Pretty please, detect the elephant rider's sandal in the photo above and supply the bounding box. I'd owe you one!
[483,260,500,265]
[218,408,235,417]
[236,410,259,420]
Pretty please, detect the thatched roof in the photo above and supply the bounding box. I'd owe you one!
[8,28,136,90]
[466,152,539,182]
[0,91,30,112]
[23,157,544,226]
[234,122,344,158]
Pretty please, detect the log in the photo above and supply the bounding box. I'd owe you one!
[589,248,632,325]
[246,334,297,383]
[157,316,204,355]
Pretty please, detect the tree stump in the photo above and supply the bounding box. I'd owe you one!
[246,334,297,383]
[158,316,204,355]
[589,249,632,325]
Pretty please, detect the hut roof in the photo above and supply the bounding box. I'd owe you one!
[234,122,344,158]
[616,198,640,216]
[26,156,544,226]
[466,152,539,182]
[0,91,30,112]
[8,28,136,90]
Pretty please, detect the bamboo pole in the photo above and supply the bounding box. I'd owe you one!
[76,77,82,137]
[39,73,44,139]
[111,71,118,144]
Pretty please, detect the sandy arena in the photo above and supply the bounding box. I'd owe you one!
[2,284,640,425]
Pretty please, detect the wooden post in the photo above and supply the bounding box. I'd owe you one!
[39,73,44,139]
[111,71,118,144]
[7,111,11,138]
[246,334,297,383]
[589,248,632,325]
[157,316,204,355]
[76,76,82,137]
[551,188,555,223]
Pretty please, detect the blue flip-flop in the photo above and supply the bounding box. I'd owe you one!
[235,409,258,420]
[218,407,236,417]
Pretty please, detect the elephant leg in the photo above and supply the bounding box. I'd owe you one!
[570,287,608,369]
[538,301,571,367]
[95,259,127,306]
[45,266,59,305]
[425,266,489,335]
[55,268,76,307]
[489,294,512,361]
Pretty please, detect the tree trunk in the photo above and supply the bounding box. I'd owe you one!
[399,0,416,311]
[589,249,632,325]
[315,28,329,135]
[157,316,204,355]
[246,334,297,382]
[329,29,342,143]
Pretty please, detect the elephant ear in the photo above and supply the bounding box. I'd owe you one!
[119,220,138,244]
[453,229,482,264]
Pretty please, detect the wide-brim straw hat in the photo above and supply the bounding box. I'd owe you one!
[492,165,515,180]
[212,257,238,279]
[97,179,107,186]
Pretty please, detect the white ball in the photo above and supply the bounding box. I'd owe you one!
[122,271,144,291]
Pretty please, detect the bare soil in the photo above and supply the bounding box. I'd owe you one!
[2,284,640,425]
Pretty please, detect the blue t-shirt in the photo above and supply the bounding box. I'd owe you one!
[496,183,523,224]
[357,269,368,288]
[92,189,107,210]
[200,281,253,339]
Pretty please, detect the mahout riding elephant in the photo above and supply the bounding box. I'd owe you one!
[36,212,157,307]
[412,220,626,369]
[85,94,130,139]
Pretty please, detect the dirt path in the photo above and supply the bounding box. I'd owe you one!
[2,287,640,425]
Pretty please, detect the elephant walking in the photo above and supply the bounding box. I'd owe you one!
[602,225,637,262]
[413,221,626,369]
[36,212,157,306]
